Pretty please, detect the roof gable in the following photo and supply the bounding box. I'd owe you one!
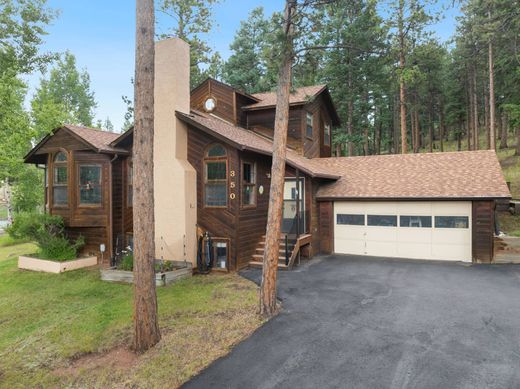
[25,125,128,164]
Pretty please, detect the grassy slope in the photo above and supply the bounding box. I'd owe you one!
[0,236,262,388]
[0,205,6,220]
[423,134,520,235]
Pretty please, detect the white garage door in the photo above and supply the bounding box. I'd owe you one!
[334,201,472,262]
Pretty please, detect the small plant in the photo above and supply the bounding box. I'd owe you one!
[7,212,85,261]
[119,251,134,271]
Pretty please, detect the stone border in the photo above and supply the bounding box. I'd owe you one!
[18,256,98,273]
[100,261,192,286]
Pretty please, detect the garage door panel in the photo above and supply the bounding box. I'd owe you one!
[334,201,472,262]
[397,242,432,259]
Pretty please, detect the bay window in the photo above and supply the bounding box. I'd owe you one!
[53,152,68,206]
[79,165,102,205]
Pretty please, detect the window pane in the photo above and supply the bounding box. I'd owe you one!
[214,241,227,269]
[243,163,254,184]
[368,215,397,227]
[54,166,67,185]
[306,113,313,138]
[53,186,68,205]
[79,166,102,205]
[435,216,469,229]
[206,161,226,180]
[337,214,364,225]
[324,124,331,146]
[205,183,227,206]
[400,216,432,228]
[54,152,67,162]
[242,185,255,206]
[207,144,226,157]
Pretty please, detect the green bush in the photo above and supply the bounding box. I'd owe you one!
[119,253,133,271]
[7,212,85,261]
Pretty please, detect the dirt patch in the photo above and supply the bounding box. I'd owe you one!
[54,347,137,378]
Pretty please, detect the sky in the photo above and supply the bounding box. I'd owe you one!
[24,0,461,133]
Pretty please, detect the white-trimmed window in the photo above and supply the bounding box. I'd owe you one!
[78,165,102,206]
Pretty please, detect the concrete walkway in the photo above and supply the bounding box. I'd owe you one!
[183,255,520,389]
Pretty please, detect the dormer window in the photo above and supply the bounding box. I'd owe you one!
[306,112,313,139]
[324,123,331,146]
[204,97,216,112]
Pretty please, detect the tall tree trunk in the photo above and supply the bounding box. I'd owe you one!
[375,107,382,155]
[439,100,446,152]
[414,109,421,153]
[260,0,296,318]
[132,0,160,353]
[488,26,496,150]
[467,72,473,151]
[500,112,508,149]
[411,106,416,152]
[484,88,490,149]
[428,109,433,153]
[398,0,407,154]
[472,68,479,150]
[347,68,354,156]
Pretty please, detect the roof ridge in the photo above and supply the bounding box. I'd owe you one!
[64,123,121,136]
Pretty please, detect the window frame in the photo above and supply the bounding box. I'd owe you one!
[324,123,331,146]
[204,144,228,208]
[367,214,398,227]
[434,216,470,229]
[399,215,432,228]
[306,112,314,139]
[77,164,103,208]
[52,151,69,208]
[336,214,365,226]
[241,160,257,208]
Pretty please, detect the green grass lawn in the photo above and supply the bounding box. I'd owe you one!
[0,236,262,388]
[0,205,7,220]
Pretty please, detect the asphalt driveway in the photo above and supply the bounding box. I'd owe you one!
[183,255,520,389]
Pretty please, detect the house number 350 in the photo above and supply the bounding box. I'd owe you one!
[229,170,236,199]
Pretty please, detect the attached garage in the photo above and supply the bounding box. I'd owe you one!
[316,151,511,263]
[333,201,472,262]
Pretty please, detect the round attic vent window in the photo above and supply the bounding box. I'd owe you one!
[204,97,216,112]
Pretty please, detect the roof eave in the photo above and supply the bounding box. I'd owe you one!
[315,195,512,202]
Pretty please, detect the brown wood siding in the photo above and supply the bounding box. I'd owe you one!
[246,107,303,151]
[472,200,495,263]
[236,152,272,269]
[318,201,334,254]
[303,95,332,158]
[37,129,90,155]
[188,127,240,270]
[67,227,110,264]
[190,79,236,124]
[122,157,133,238]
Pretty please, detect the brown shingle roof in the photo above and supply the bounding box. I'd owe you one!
[64,125,126,153]
[243,85,327,110]
[176,110,339,179]
[315,151,511,199]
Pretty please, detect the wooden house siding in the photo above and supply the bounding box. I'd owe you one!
[303,95,332,159]
[36,130,90,154]
[318,201,334,254]
[111,157,124,252]
[472,200,495,263]
[191,79,237,124]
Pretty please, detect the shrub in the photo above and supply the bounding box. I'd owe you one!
[119,253,133,271]
[7,212,85,261]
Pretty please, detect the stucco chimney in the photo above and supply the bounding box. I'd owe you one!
[153,38,197,265]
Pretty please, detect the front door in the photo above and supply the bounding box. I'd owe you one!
[282,178,305,235]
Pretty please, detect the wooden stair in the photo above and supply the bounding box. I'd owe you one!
[249,235,296,271]
[249,234,312,271]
